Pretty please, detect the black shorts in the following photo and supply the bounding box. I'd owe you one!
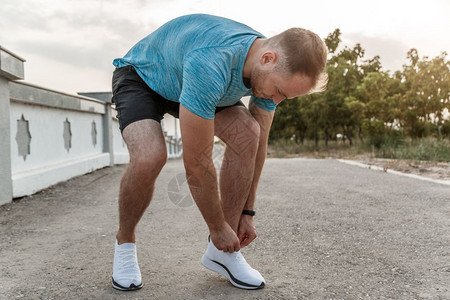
[111,66,245,132]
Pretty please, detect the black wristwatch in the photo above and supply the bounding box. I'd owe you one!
[242,210,255,216]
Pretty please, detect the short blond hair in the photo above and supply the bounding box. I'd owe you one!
[267,28,328,93]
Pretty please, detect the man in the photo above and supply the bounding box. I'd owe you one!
[111,13,327,291]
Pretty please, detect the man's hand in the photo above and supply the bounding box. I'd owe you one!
[210,222,240,253]
[237,215,257,248]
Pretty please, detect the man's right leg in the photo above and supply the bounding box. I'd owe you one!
[112,119,167,291]
[117,119,168,243]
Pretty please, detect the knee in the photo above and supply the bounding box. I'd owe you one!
[226,119,260,158]
[130,151,167,178]
[245,119,261,153]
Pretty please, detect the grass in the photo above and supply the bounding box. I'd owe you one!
[268,138,450,162]
[377,138,450,161]
[268,139,367,159]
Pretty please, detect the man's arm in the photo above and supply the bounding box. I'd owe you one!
[246,99,275,210]
[237,100,274,247]
[179,104,240,253]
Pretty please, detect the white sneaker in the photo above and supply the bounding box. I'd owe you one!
[201,239,265,289]
[112,240,143,291]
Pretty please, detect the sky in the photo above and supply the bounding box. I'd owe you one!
[1,0,449,95]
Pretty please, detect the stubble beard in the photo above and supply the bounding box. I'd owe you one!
[250,67,268,99]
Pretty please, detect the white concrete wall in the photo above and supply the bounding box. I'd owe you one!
[0,46,182,204]
[6,87,182,199]
[8,84,113,198]
[10,102,105,173]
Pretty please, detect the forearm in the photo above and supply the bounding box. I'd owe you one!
[179,97,240,252]
[179,105,228,231]
[185,154,240,252]
[245,100,274,210]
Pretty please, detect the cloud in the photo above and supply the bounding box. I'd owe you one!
[2,0,449,94]
[0,0,167,93]
[342,32,411,72]
[1,0,161,71]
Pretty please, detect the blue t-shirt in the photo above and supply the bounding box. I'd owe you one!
[113,14,277,119]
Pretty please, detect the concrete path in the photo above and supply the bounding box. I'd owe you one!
[0,158,449,299]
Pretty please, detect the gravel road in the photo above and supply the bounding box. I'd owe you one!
[1,158,449,300]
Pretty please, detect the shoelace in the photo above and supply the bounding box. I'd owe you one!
[231,251,250,267]
[115,249,140,277]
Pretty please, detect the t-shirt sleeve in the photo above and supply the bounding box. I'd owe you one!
[251,95,277,112]
[179,49,231,119]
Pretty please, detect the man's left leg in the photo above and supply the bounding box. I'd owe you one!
[201,105,265,289]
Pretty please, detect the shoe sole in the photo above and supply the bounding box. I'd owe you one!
[201,254,265,290]
[111,277,143,291]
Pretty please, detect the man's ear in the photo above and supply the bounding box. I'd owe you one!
[260,51,278,65]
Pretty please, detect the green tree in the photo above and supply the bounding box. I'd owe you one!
[270,29,450,149]
[400,49,450,138]
[322,40,366,145]
[270,97,308,143]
